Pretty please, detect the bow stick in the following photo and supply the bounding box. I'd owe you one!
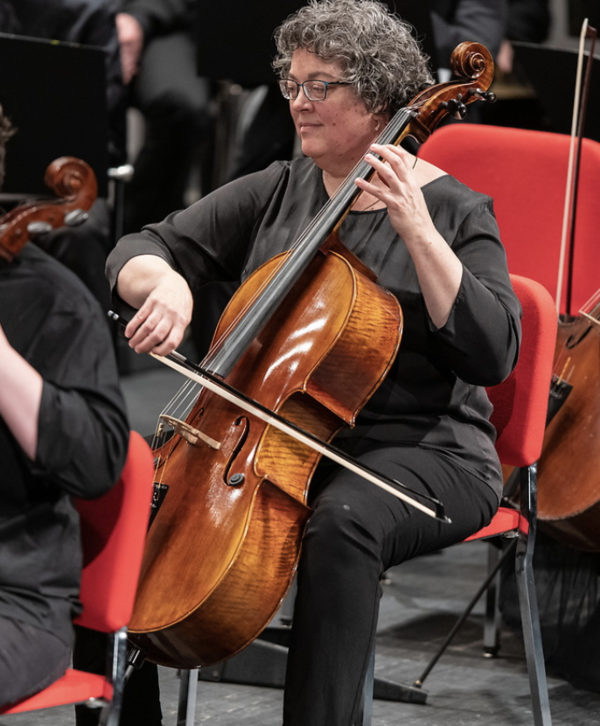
[556,18,597,314]
[110,311,450,523]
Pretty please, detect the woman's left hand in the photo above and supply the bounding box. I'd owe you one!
[355,143,463,329]
[354,143,437,244]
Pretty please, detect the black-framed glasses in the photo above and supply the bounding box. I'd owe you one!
[278,78,351,101]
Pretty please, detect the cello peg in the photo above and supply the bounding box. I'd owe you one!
[468,88,497,103]
[441,97,467,119]
[65,208,89,227]
[26,221,53,237]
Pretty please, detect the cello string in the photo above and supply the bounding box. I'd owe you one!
[159,378,202,424]
[139,111,406,444]
[551,284,600,386]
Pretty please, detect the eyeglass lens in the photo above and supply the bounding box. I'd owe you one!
[280,80,328,101]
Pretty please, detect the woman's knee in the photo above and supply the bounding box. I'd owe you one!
[303,495,381,570]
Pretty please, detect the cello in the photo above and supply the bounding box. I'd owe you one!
[536,296,600,552]
[533,20,600,552]
[0,156,97,261]
[126,42,496,669]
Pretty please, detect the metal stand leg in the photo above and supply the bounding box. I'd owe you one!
[177,669,199,726]
[107,164,134,244]
[483,544,502,656]
[412,539,517,692]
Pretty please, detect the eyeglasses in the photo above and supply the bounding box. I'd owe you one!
[278,79,351,102]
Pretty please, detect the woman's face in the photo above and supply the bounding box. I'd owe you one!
[287,48,379,178]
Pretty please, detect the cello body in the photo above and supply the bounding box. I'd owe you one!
[128,247,402,667]
[537,304,600,552]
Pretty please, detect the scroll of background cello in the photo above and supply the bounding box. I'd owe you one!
[0,156,96,261]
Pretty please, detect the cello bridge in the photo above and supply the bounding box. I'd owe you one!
[159,414,221,449]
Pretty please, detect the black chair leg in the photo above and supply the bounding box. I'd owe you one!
[99,628,128,726]
[516,464,552,726]
[483,543,502,656]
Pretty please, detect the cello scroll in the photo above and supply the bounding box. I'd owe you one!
[0,156,97,262]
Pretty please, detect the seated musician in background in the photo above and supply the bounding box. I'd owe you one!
[0,106,129,708]
[106,1,521,724]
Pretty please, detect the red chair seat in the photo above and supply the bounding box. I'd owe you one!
[464,506,526,541]
[2,670,113,714]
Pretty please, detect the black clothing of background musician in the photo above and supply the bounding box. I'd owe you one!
[0,244,129,707]
[116,0,212,234]
[429,0,508,71]
[506,0,550,44]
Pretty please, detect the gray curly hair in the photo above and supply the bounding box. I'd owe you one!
[273,0,434,115]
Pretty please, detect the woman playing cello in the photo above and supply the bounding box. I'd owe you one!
[106,1,521,724]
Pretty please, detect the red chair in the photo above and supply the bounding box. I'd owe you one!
[361,275,558,726]
[418,124,600,315]
[0,430,154,726]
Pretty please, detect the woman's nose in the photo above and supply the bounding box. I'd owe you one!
[291,87,313,109]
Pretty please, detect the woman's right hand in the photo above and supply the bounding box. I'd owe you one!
[117,256,194,355]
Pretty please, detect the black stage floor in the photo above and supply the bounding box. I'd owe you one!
[3,357,599,726]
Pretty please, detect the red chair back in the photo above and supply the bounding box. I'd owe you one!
[75,430,154,632]
[418,124,600,315]
[0,431,154,717]
[487,275,557,468]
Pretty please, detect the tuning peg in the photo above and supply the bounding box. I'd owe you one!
[65,209,89,227]
[468,88,497,103]
[27,221,53,238]
[442,97,468,119]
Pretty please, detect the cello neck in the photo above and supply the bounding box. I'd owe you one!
[203,105,416,379]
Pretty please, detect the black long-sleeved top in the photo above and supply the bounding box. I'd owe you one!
[0,244,129,646]
[107,157,521,497]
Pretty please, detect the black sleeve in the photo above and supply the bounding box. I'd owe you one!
[106,162,290,301]
[33,292,129,500]
[430,199,521,386]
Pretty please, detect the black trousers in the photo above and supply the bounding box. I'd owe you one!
[75,441,497,726]
[282,441,499,726]
[0,617,71,708]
